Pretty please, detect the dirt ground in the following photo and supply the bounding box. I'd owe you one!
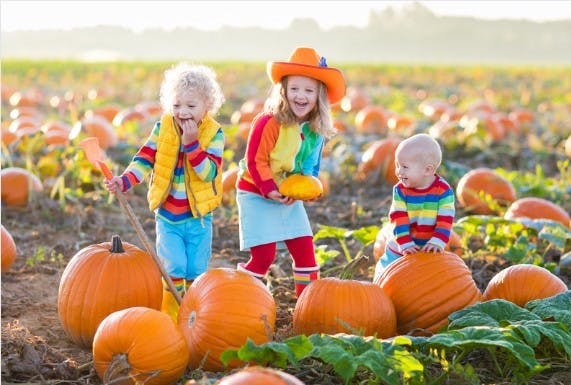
[1,175,570,384]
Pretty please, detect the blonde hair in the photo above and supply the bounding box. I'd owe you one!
[397,133,442,168]
[265,76,336,138]
[159,62,224,115]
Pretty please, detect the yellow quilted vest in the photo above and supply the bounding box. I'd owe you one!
[147,114,223,218]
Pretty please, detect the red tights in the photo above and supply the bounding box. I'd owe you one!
[243,236,315,275]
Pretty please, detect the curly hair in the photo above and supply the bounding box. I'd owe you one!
[159,62,224,115]
[265,76,336,139]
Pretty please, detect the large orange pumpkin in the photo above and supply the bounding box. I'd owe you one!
[81,115,118,149]
[564,135,571,158]
[84,104,122,123]
[112,107,148,128]
[446,229,464,257]
[387,115,414,132]
[41,120,71,146]
[504,197,570,228]
[456,168,516,214]
[178,268,276,371]
[230,98,265,125]
[357,138,401,184]
[135,100,163,119]
[8,116,42,137]
[9,91,42,108]
[418,99,451,121]
[215,366,305,385]
[508,108,535,125]
[0,167,43,207]
[340,86,370,113]
[483,264,567,307]
[279,174,323,201]
[293,277,396,338]
[93,307,189,385]
[1,129,19,145]
[221,166,239,205]
[1,225,17,272]
[58,235,162,348]
[354,106,388,135]
[374,251,482,335]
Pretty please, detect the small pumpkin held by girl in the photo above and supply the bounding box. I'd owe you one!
[235,46,346,296]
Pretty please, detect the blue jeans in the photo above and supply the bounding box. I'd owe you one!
[156,214,213,280]
[373,248,401,281]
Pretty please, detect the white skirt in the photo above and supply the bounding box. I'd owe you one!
[236,190,313,251]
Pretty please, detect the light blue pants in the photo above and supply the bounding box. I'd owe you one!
[156,214,213,280]
[373,248,401,281]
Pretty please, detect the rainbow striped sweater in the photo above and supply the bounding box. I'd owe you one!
[237,114,324,197]
[120,120,224,223]
[387,174,455,253]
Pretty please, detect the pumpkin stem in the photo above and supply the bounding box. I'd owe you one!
[104,353,131,384]
[338,255,370,280]
[110,235,124,253]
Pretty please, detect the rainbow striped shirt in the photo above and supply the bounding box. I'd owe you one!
[387,174,455,253]
[120,121,224,223]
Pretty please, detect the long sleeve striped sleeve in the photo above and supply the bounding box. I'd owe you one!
[184,128,224,182]
[120,121,160,191]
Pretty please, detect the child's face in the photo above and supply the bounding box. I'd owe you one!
[394,150,435,189]
[285,75,318,121]
[172,90,208,128]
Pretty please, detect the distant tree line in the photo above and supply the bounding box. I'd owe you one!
[3,3,570,64]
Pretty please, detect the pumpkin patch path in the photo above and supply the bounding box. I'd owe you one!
[1,184,569,384]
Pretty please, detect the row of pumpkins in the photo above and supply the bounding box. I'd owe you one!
[8,231,560,385]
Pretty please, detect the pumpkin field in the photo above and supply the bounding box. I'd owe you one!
[1,60,571,385]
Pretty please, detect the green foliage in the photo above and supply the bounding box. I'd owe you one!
[223,334,425,385]
[26,246,64,267]
[500,161,571,205]
[313,224,379,263]
[223,293,571,384]
[455,215,571,265]
[413,293,571,381]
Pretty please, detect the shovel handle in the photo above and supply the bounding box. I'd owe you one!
[97,161,183,305]
[114,192,183,306]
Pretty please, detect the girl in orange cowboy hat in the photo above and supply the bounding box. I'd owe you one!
[235,46,346,296]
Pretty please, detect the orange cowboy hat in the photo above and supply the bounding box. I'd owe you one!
[267,46,346,104]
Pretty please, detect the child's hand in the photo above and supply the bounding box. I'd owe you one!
[104,176,124,193]
[180,119,199,145]
[422,243,443,253]
[267,190,295,205]
[401,245,420,255]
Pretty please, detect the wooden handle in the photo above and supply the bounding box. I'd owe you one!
[114,191,183,305]
[97,161,183,305]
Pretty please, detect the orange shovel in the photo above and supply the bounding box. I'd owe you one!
[79,137,182,305]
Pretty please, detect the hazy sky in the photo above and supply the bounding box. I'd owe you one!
[2,0,571,32]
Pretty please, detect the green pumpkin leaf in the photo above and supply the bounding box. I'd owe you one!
[425,327,541,369]
[447,299,540,329]
[526,291,571,328]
